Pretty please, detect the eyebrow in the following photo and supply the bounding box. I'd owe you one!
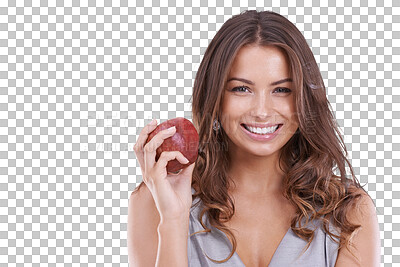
[227,77,293,86]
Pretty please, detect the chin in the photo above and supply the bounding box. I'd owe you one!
[244,145,282,157]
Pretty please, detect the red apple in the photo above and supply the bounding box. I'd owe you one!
[145,117,199,173]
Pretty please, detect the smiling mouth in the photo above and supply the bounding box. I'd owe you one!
[241,123,283,135]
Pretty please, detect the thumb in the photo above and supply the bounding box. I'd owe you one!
[181,162,195,177]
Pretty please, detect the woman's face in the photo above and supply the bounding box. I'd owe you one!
[221,44,299,158]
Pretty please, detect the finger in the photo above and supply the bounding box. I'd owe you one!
[144,126,177,171]
[153,150,189,176]
[133,119,158,153]
[178,162,196,188]
[133,119,158,171]
[180,162,195,177]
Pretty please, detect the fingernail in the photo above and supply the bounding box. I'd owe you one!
[184,158,189,163]
[167,126,176,131]
[150,119,157,125]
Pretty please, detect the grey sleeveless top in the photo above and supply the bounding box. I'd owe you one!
[187,188,340,266]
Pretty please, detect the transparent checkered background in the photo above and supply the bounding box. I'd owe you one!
[0,0,398,266]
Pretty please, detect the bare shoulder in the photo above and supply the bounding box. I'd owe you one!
[348,185,377,219]
[335,185,380,267]
[128,182,160,267]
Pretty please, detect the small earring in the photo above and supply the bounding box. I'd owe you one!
[213,119,220,131]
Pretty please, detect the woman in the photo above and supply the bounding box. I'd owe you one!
[128,10,380,266]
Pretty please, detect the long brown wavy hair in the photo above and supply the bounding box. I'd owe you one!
[188,10,371,264]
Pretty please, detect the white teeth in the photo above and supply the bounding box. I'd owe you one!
[244,124,279,134]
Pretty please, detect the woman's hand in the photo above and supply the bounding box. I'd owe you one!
[133,119,196,223]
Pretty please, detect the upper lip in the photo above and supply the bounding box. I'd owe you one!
[242,122,282,128]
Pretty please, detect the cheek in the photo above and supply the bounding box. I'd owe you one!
[275,99,298,129]
[220,98,247,133]
[278,98,296,115]
[222,97,247,116]
[287,105,299,129]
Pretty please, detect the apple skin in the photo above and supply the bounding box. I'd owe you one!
[145,117,199,173]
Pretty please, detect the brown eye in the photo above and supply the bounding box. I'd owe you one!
[231,86,249,92]
[274,87,291,93]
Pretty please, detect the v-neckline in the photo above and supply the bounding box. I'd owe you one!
[232,226,292,267]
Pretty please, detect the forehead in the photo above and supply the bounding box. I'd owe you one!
[228,45,290,77]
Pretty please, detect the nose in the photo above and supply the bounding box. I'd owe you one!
[251,92,274,119]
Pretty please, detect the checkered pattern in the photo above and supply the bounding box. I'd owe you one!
[0,0,398,266]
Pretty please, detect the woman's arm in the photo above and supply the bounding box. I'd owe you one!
[156,218,190,267]
[128,183,189,267]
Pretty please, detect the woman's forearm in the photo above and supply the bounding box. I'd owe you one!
[156,218,190,267]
